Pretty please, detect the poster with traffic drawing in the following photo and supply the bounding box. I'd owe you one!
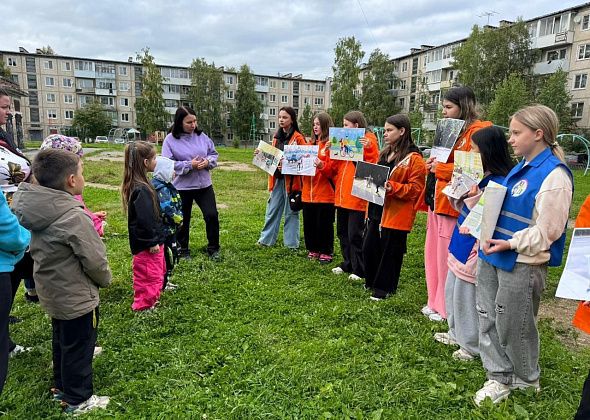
[329,127,365,161]
[252,140,283,176]
[281,145,319,176]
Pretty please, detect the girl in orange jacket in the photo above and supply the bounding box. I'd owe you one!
[302,112,336,263]
[362,114,426,300]
[330,111,379,281]
[257,106,307,249]
[421,87,492,321]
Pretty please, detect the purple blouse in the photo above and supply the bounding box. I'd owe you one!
[161,132,219,191]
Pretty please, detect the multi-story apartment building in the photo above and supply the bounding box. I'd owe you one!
[0,48,332,142]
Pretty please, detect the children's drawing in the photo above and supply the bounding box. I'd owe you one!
[442,151,484,199]
[252,140,284,176]
[329,127,365,161]
[351,161,390,206]
[281,145,319,176]
[430,118,465,163]
[556,228,590,301]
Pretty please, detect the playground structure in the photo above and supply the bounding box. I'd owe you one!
[557,133,590,176]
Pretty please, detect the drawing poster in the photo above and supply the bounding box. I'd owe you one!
[556,228,590,301]
[329,127,365,161]
[430,118,466,163]
[281,145,319,176]
[351,161,390,206]
[252,140,284,176]
[442,151,484,199]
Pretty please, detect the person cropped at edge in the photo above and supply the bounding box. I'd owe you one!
[256,106,306,249]
[419,86,492,322]
[330,110,379,281]
[162,106,220,260]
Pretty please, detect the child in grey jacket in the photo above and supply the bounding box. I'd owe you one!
[12,149,112,415]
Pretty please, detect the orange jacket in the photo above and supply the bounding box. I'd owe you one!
[417,120,493,217]
[331,131,379,211]
[380,152,426,231]
[302,139,334,204]
[573,195,590,334]
[268,131,307,193]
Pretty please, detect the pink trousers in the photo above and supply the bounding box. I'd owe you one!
[132,246,165,311]
[424,210,456,319]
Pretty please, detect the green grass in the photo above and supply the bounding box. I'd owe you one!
[2,147,589,418]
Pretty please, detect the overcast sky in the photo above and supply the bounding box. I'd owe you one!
[3,0,585,79]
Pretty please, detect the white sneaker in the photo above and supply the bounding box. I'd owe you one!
[348,274,362,281]
[93,346,103,358]
[509,376,541,391]
[63,394,110,415]
[474,380,511,406]
[429,313,444,322]
[165,282,178,291]
[421,305,436,317]
[332,267,345,275]
[452,348,475,361]
[433,332,458,346]
[9,344,32,357]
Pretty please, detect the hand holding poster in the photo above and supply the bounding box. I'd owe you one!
[442,151,484,199]
[460,180,507,244]
[329,127,365,161]
[351,161,390,205]
[430,118,466,163]
[281,145,319,176]
[252,140,284,176]
[555,228,590,301]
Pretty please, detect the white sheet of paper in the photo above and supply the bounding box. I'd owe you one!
[460,181,507,244]
[555,228,590,301]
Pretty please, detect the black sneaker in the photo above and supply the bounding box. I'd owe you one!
[208,250,220,261]
[24,292,39,303]
[370,289,388,301]
[178,248,191,260]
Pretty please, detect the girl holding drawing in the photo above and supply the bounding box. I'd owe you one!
[257,106,306,249]
[434,126,514,361]
[302,112,336,263]
[331,111,379,281]
[421,86,492,321]
[473,105,573,406]
[362,114,425,300]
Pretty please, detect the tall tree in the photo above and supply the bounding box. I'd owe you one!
[452,20,537,106]
[360,49,399,126]
[230,64,263,144]
[487,74,531,128]
[536,68,573,133]
[135,47,168,136]
[38,45,56,55]
[300,104,313,138]
[330,36,364,124]
[189,58,225,141]
[0,61,11,78]
[71,101,112,140]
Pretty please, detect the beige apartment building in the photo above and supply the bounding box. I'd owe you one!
[0,48,332,142]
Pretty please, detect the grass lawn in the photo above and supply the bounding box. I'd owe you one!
[2,146,589,418]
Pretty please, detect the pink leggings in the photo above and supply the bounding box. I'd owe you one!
[424,210,456,318]
[132,246,165,311]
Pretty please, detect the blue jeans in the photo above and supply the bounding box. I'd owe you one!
[258,178,300,248]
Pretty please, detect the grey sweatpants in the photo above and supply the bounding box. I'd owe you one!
[445,270,479,356]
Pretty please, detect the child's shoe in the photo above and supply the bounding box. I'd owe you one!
[307,252,320,260]
[164,282,178,291]
[62,395,110,415]
[51,387,64,402]
[318,254,333,264]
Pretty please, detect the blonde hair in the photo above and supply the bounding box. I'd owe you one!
[510,105,565,162]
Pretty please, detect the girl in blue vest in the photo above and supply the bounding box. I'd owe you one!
[434,126,514,362]
[473,105,573,406]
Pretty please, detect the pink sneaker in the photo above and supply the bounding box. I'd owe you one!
[307,252,320,260]
[318,254,333,264]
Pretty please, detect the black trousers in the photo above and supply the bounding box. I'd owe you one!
[336,207,365,277]
[575,370,590,420]
[178,186,220,254]
[302,202,335,255]
[362,220,408,295]
[52,308,98,405]
[0,273,11,395]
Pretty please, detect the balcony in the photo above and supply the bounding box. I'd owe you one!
[75,87,95,94]
[163,92,180,100]
[425,57,453,72]
[260,113,269,120]
[533,58,569,75]
[74,69,96,79]
[532,30,574,49]
[255,84,269,93]
[165,106,177,114]
[428,82,441,91]
[95,88,117,96]
[387,88,399,96]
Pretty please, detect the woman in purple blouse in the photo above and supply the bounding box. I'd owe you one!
[162,107,220,260]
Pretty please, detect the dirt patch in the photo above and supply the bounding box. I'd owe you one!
[217,161,256,172]
[85,151,125,162]
[217,203,229,209]
[540,298,590,348]
[86,182,119,191]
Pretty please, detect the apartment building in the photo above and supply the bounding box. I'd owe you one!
[0,48,332,142]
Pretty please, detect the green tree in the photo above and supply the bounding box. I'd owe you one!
[536,68,573,133]
[38,45,55,55]
[189,58,225,141]
[230,64,263,145]
[135,47,168,135]
[360,49,399,126]
[71,101,112,140]
[300,104,313,138]
[330,36,364,124]
[409,109,423,131]
[452,20,537,106]
[487,74,531,127]
[0,61,11,78]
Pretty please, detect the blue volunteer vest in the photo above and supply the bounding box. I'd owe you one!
[479,147,573,272]
[448,175,505,264]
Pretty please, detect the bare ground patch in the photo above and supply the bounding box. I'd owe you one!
[85,151,125,162]
[217,161,256,172]
[540,297,590,348]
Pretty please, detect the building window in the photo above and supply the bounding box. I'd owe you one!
[100,97,115,106]
[227,133,233,141]
[579,44,590,60]
[269,121,276,129]
[47,109,57,119]
[62,61,71,71]
[45,77,55,87]
[226,90,234,99]
[399,97,405,109]
[281,81,288,89]
[27,75,37,89]
[402,62,408,72]
[44,60,53,70]
[269,94,276,102]
[62,78,73,88]
[269,108,276,116]
[258,93,265,101]
[399,80,407,90]
[315,84,324,92]
[269,80,276,88]
[74,60,93,71]
[583,15,590,31]
[303,97,310,105]
[226,75,234,85]
[64,110,74,119]
[118,66,128,76]
[79,96,92,107]
[539,14,567,37]
[119,82,130,91]
[64,94,74,104]
[314,97,324,106]
[305,83,311,91]
[10,75,18,84]
[46,93,56,103]
[121,113,129,122]
[120,98,129,107]
[226,118,231,128]
[281,95,288,103]
[572,102,584,118]
[574,74,588,89]
[547,49,567,61]
[7,57,17,66]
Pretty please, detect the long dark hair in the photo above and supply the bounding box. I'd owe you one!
[121,141,159,215]
[443,86,478,128]
[471,126,514,176]
[380,114,417,166]
[170,106,203,139]
[312,112,333,143]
